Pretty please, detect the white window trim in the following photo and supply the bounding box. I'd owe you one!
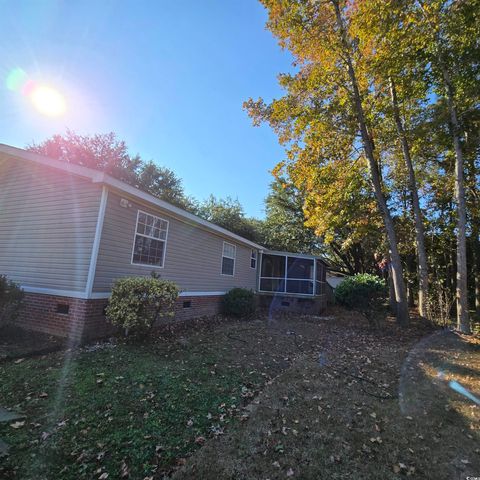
[250,249,257,269]
[131,209,169,268]
[221,241,236,276]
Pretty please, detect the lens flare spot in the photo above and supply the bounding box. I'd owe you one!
[5,68,28,91]
[30,85,66,116]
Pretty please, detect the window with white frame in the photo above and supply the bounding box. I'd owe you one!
[132,211,169,267]
[251,249,257,269]
[221,242,236,276]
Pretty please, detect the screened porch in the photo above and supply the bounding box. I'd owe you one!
[258,251,327,297]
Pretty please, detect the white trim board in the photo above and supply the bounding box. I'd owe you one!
[21,287,228,300]
[85,186,109,298]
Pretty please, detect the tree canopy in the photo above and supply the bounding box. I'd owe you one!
[245,0,479,330]
[28,131,192,209]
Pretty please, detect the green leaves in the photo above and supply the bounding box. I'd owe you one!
[105,277,179,334]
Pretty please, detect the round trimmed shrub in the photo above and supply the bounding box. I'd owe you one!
[223,288,255,318]
[334,273,386,310]
[106,276,179,335]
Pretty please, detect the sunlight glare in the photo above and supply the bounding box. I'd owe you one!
[30,85,66,116]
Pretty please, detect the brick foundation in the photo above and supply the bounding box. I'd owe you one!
[16,292,224,342]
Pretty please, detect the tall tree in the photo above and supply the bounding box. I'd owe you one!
[196,195,262,242]
[414,0,479,333]
[246,0,410,324]
[29,131,192,210]
[136,161,195,210]
[29,130,141,184]
[351,0,430,316]
[261,177,322,254]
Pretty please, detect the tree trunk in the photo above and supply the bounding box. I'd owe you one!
[388,266,396,314]
[332,0,409,326]
[441,65,470,333]
[389,78,429,317]
[472,225,480,319]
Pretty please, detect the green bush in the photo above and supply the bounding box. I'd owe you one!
[0,275,24,326]
[223,288,256,318]
[334,273,386,310]
[105,276,179,335]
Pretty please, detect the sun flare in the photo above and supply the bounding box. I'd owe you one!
[30,85,66,116]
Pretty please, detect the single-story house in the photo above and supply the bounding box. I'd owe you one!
[0,144,327,340]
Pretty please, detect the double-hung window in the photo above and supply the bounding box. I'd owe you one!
[250,249,257,269]
[132,211,169,267]
[221,242,236,276]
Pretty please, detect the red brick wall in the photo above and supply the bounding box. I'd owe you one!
[171,295,223,322]
[16,293,114,342]
[16,292,224,341]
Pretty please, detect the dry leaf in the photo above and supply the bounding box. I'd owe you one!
[10,421,25,429]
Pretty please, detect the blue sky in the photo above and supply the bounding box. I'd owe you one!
[0,1,294,218]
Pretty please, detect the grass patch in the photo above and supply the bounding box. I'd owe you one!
[0,325,273,479]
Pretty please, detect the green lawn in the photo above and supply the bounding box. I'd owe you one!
[0,324,272,480]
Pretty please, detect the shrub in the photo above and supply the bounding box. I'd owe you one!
[105,276,179,335]
[334,273,386,311]
[0,275,24,326]
[223,288,256,318]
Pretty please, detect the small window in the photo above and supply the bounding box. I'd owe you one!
[250,250,257,269]
[183,300,192,308]
[132,211,169,267]
[221,242,236,276]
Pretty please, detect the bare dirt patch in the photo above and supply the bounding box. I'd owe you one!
[170,310,480,480]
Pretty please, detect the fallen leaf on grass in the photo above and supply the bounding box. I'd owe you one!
[10,421,25,429]
[120,460,129,478]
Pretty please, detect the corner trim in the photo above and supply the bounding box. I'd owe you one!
[85,186,109,298]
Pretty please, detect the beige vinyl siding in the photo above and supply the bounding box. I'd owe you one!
[0,155,102,291]
[93,191,258,293]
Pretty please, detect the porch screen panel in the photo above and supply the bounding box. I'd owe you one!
[286,257,314,294]
[260,254,286,292]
